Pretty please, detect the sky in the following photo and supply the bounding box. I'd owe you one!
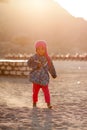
[55,0,87,20]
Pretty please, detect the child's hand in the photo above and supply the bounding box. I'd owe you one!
[34,60,42,68]
[52,74,57,79]
[37,62,42,68]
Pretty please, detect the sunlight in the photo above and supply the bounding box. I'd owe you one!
[10,0,48,16]
[30,0,47,8]
[54,0,87,20]
[12,0,47,10]
[54,0,80,16]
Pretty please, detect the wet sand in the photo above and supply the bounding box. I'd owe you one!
[0,61,87,130]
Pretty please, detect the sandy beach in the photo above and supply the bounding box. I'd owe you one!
[0,61,87,130]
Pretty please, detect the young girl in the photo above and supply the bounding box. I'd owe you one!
[27,40,57,109]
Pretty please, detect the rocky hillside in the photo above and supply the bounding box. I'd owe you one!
[0,0,87,58]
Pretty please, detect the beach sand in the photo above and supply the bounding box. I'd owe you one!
[0,61,87,130]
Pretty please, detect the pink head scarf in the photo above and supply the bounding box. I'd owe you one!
[35,40,51,65]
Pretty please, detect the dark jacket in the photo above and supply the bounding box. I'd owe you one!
[27,54,57,86]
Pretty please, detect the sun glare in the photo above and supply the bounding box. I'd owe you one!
[54,0,87,20]
[30,0,47,8]
[12,0,47,13]
[12,0,47,10]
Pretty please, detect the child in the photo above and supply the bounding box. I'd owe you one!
[27,40,57,109]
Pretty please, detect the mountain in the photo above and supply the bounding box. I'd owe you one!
[0,0,87,58]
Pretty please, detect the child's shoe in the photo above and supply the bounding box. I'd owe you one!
[47,103,52,109]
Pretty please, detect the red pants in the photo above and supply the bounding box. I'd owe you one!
[33,83,50,103]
